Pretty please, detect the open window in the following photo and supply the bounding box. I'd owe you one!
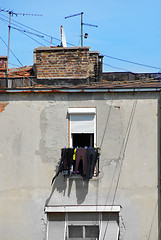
[72,133,94,148]
[68,108,96,148]
[51,108,99,182]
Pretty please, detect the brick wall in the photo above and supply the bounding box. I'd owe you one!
[34,47,90,79]
[34,46,103,81]
[0,56,7,78]
[89,52,98,81]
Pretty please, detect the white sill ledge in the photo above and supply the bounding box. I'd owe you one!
[45,205,121,213]
[63,174,99,180]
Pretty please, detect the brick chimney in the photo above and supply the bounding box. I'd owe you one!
[0,56,7,78]
[34,46,103,84]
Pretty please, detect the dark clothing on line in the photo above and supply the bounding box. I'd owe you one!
[51,147,99,184]
[74,148,87,176]
[51,148,74,185]
[62,148,74,173]
[85,148,98,179]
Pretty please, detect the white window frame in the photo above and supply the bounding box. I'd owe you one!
[68,107,97,148]
[45,205,120,240]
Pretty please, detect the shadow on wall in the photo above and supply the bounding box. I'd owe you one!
[68,178,89,204]
[45,174,89,206]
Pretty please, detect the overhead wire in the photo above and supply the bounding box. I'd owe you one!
[103,62,130,72]
[100,72,159,239]
[103,54,161,71]
[14,26,52,45]
[10,26,44,38]
[100,71,152,239]
[1,12,161,71]
[101,91,139,239]
[0,36,23,67]
[0,14,51,45]
[147,200,158,240]
[8,63,21,67]
[0,36,37,86]
[0,12,76,47]
[10,26,46,46]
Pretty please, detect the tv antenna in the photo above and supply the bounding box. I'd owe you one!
[65,12,98,47]
[0,9,42,87]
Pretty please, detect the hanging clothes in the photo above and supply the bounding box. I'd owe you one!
[74,148,87,176]
[51,148,74,185]
[62,148,74,173]
[51,147,99,184]
[85,148,98,179]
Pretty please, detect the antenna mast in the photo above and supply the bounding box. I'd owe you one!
[65,12,98,47]
[0,8,42,87]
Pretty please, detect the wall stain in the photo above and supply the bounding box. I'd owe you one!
[0,102,9,112]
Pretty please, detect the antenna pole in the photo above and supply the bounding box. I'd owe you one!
[6,11,12,87]
[65,12,84,47]
[65,12,98,47]
[81,12,83,47]
[1,8,42,86]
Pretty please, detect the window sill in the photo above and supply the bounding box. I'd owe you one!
[45,205,121,213]
[63,173,100,181]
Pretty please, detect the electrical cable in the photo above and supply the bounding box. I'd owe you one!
[0,15,50,45]
[147,200,158,240]
[13,27,46,46]
[1,12,161,71]
[100,76,148,239]
[0,12,76,46]
[102,96,138,239]
[9,63,21,67]
[10,25,51,45]
[0,36,37,86]
[10,26,44,38]
[103,54,161,70]
[103,62,130,72]
[0,14,43,37]
[0,36,23,67]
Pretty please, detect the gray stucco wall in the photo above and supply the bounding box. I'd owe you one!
[0,91,159,240]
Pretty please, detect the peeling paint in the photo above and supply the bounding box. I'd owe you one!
[119,214,126,240]
[41,216,47,240]
[0,102,9,112]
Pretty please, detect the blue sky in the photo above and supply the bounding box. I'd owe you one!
[0,0,161,73]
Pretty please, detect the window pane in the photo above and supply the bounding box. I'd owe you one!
[85,226,99,238]
[69,226,83,238]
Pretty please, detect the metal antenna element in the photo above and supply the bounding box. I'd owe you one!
[0,8,42,87]
[65,12,98,47]
[0,8,42,16]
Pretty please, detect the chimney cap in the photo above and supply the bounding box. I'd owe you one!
[33,46,91,53]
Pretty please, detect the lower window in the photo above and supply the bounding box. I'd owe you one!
[68,225,99,239]
[47,211,119,240]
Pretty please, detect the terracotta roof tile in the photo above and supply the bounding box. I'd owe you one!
[8,66,33,78]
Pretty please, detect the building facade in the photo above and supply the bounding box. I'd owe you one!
[0,46,160,240]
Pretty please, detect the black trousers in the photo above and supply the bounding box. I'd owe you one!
[85,148,98,179]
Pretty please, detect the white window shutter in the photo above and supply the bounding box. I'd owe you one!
[70,114,95,133]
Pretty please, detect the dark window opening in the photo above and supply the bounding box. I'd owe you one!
[68,225,99,239]
[85,226,99,238]
[69,226,83,238]
[72,133,94,148]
